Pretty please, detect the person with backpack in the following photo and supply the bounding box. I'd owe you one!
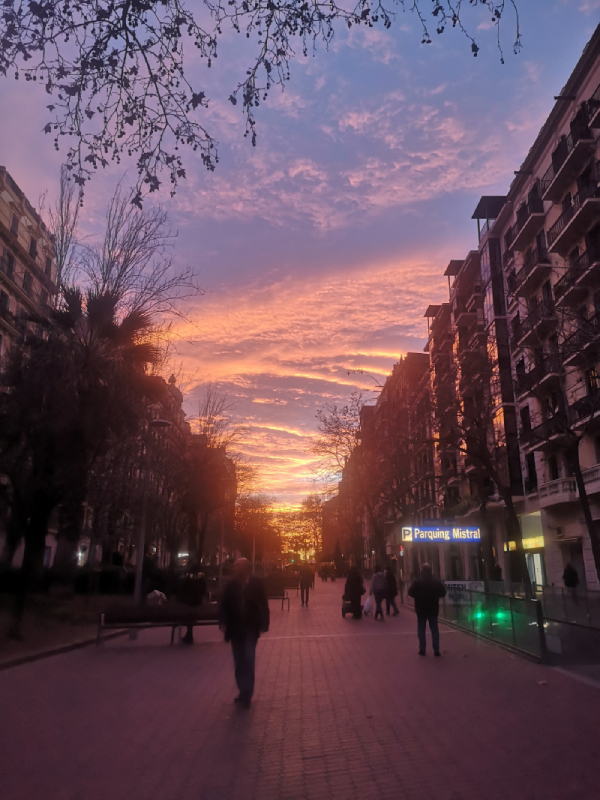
[408,563,446,656]
[219,558,270,708]
[370,566,387,621]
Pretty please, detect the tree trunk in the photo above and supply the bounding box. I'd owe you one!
[503,492,532,597]
[10,502,53,639]
[568,444,600,584]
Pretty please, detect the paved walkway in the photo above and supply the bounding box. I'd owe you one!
[2,581,600,800]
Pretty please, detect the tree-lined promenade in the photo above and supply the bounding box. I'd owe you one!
[2,582,600,800]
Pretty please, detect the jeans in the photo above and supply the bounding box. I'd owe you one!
[301,585,310,605]
[386,597,399,615]
[231,634,258,701]
[373,591,385,620]
[417,614,440,654]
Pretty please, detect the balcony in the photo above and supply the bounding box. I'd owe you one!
[520,415,568,450]
[554,249,600,306]
[516,355,561,397]
[508,196,546,251]
[453,299,477,328]
[541,128,596,203]
[514,246,552,296]
[589,83,600,128]
[548,181,600,256]
[563,319,600,366]
[538,477,577,508]
[516,302,557,347]
[502,249,515,270]
[570,386,600,424]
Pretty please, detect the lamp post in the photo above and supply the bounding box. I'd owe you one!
[133,418,172,606]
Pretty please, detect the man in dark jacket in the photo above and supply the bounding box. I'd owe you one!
[408,563,446,657]
[385,566,399,616]
[219,558,270,708]
[299,563,313,606]
[344,567,365,619]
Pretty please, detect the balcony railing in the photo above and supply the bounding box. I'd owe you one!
[521,414,567,448]
[502,249,514,269]
[563,317,600,363]
[507,196,545,251]
[541,126,595,198]
[570,387,600,422]
[554,249,591,301]
[514,245,550,293]
[516,355,561,395]
[547,179,600,251]
[516,302,557,344]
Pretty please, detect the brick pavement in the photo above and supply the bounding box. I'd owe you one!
[1,580,600,800]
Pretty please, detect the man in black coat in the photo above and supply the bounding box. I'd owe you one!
[408,563,446,657]
[219,558,270,708]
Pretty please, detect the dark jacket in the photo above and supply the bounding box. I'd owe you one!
[563,564,580,589]
[385,570,398,598]
[408,574,446,617]
[344,569,364,601]
[299,565,313,588]
[219,577,270,642]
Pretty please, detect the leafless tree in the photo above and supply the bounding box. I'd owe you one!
[77,183,203,317]
[0,1,521,198]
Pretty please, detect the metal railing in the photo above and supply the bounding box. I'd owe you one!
[536,585,600,629]
[506,197,544,250]
[554,249,591,299]
[541,127,594,194]
[548,180,600,247]
[402,587,546,660]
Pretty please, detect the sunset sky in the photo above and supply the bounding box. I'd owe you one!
[1,1,598,505]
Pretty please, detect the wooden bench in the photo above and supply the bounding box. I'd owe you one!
[266,590,290,610]
[97,602,220,645]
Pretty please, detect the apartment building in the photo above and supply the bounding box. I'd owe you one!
[0,167,57,357]
[491,26,600,590]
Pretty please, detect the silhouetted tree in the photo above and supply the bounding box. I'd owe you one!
[0,2,521,198]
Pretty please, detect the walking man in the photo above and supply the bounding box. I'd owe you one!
[370,565,387,621]
[408,563,446,656]
[385,566,399,616]
[299,562,313,606]
[219,558,270,708]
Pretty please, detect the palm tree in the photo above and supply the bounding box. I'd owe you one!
[0,288,159,636]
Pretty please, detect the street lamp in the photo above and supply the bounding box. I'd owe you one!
[133,418,172,606]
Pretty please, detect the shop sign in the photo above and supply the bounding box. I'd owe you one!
[402,526,481,543]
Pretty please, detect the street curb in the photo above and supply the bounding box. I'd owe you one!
[0,629,127,672]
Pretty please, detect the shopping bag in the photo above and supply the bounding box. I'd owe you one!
[363,595,375,616]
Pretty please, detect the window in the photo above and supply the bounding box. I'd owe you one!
[29,237,38,260]
[0,290,9,313]
[520,406,531,433]
[22,272,33,295]
[10,214,19,236]
[39,290,48,308]
[586,368,599,394]
[542,280,553,308]
[1,250,15,280]
[595,437,600,466]
[548,455,560,482]
[526,452,537,491]
[45,256,52,277]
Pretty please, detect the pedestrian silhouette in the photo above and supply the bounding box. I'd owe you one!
[408,564,446,656]
[370,566,387,621]
[219,558,270,708]
[385,566,400,616]
[344,566,365,619]
[299,563,313,606]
